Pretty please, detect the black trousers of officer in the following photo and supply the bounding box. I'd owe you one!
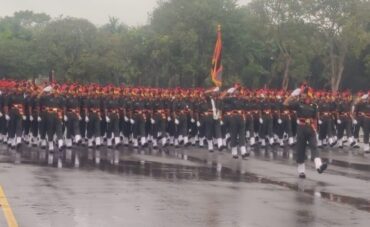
[100,114,107,137]
[151,113,166,139]
[228,114,246,147]
[8,108,22,139]
[291,114,298,137]
[318,115,334,140]
[201,114,215,140]
[337,115,353,139]
[132,113,146,139]
[87,112,101,139]
[296,123,319,164]
[46,112,63,141]
[23,116,30,137]
[174,113,188,139]
[245,114,254,137]
[188,117,198,139]
[0,116,7,137]
[363,116,370,144]
[277,114,293,139]
[354,116,364,141]
[198,115,206,139]
[30,113,38,138]
[39,111,48,141]
[66,112,81,139]
[120,115,131,139]
[258,114,273,139]
[252,112,260,136]
[107,112,120,138]
[79,112,87,139]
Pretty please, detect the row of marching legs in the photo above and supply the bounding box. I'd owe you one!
[1,111,369,157]
[317,115,369,152]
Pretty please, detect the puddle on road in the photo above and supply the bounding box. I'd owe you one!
[1,145,370,213]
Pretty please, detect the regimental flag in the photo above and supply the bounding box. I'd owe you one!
[211,25,223,87]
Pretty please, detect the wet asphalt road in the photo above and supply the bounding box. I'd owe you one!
[1,144,370,227]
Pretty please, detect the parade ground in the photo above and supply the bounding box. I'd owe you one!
[1,144,370,227]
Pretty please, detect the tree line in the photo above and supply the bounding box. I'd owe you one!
[0,0,369,91]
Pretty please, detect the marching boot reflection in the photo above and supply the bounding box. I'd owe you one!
[87,148,93,161]
[14,150,21,164]
[66,149,72,163]
[74,150,80,168]
[95,149,101,165]
[48,152,54,165]
[114,150,119,166]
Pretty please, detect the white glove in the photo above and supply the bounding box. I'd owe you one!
[22,115,27,121]
[37,116,42,122]
[337,119,342,124]
[5,114,10,121]
[167,116,171,122]
[78,115,82,120]
[191,118,195,123]
[43,85,53,92]
[227,87,236,94]
[85,116,89,122]
[278,119,283,124]
[291,88,301,97]
[212,87,220,92]
[175,119,180,125]
[106,116,110,123]
[220,120,224,125]
[0,112,3,118]
[64,115,68,122]
[29,116,34,122]
[151,118,155,124]
[259,118,263,124]
[130,119,135,124]
[196,121,201,127]
[318,120,323,125]
[124,116,129,122]
[361,94,369,100]
[353,119,358,125]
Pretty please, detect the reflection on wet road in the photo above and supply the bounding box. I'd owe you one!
[1,145,370,227]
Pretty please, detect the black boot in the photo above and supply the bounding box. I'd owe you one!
[317,163,328,174]
[299,173,306,179]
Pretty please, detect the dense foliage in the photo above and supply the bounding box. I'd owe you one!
[0,0,369,91]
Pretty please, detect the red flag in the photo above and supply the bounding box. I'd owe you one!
[211,25,223,87]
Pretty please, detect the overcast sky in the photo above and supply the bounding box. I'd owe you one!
[0,0,251,26]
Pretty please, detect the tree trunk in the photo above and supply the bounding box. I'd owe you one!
[281,56,291,90]
[329,41,346,92]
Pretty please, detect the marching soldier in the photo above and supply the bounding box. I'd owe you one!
[354,91,370,153]
[85,85,103,148]
[171,90,190,147]
[130,89,147,148]
[258,91,274,147]
[28,85,41,147]
[221,84,248,159]
[4,83,25,149]
[148,89,166,149]
[0,86,8,144]
[64,85,82,148]
[197,87,222,152]
[275,91,294,147]
[119,87,131,147]
[243,90,256,147]
[104,86,121,148]
[336,91,358,148]
[39,84,65,152]
[317,92,337,147]
[284,85,328,178]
